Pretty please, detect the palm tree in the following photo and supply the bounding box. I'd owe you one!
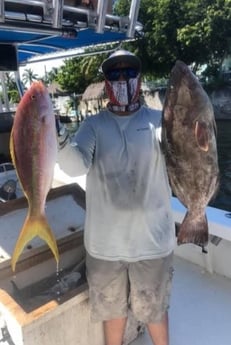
[80,56,104,82]
[5,72,21,103]
[22,68,39,87]
[47,67,58,83]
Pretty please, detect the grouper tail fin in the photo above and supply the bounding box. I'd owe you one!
[11,214,59,272]
[177,210,209,247]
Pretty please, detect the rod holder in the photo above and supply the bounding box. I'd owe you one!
[52,0,64,28]
[0,0,5,23]
[127,0,141,38]
[14,71,24,98]
[96,0,108,34]
[0,72,10,112]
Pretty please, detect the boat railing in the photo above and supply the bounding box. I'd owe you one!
[172,196,231,275]
[0,0,142,37]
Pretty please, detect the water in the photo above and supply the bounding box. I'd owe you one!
[65,121,79,134]
[66,120,231,212]
[212,120,231,212]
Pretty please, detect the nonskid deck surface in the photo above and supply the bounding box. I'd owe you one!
[131,256,231,345]
[0,256,231,344]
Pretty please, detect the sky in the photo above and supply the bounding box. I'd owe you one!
[19,48,85,78]
[19,57,65,79]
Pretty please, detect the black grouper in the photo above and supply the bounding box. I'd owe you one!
[162,60,219,246]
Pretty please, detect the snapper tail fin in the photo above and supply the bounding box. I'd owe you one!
[11,214,59,272]
[177,210,209,247]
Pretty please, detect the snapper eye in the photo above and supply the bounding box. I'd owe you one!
[30,94,36,100]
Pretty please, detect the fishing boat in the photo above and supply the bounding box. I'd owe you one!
[0,1,231,345]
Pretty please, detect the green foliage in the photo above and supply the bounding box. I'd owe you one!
[177,0,231,68]
[44,67,59,86]
[115,0,183,77]
[56,53,107,94]
[41,0,231,92]
[5,73,20,103]
[22,68,39,87]
[41,44,119,96]
[115,0,231,78]
[8,89,20,104]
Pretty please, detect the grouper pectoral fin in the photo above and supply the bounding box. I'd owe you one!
[195,121,209,152]
[11,214,59,272]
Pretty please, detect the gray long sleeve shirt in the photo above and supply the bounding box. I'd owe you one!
[58,106,175,261]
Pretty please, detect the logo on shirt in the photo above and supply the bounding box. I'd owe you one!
[136,127,149,131]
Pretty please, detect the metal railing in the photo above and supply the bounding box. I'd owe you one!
[0,0,142,37]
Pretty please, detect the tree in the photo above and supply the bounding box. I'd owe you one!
[55,53,107,95]
[115,0,183,77]
[39,1,231,88]
[22,68,39,87]
[177,0,231,75]
[43,67,59,86]
[5,73,21,104]
[115,0,231,78]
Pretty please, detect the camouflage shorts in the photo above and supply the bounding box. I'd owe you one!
[86,252,174,324]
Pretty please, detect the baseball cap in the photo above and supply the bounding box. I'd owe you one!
[101,49,141,74]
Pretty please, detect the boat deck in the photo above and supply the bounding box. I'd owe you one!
[0,169,230,344]
[0,254,231,344]
[131,256,231,345]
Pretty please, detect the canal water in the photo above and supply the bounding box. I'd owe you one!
[212,120,231,212]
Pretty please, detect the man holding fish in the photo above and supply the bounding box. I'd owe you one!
[11,49,218,345]
[58,49,175,345]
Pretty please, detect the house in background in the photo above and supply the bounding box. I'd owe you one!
[47,82,71,116]
[80,81,107,116]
